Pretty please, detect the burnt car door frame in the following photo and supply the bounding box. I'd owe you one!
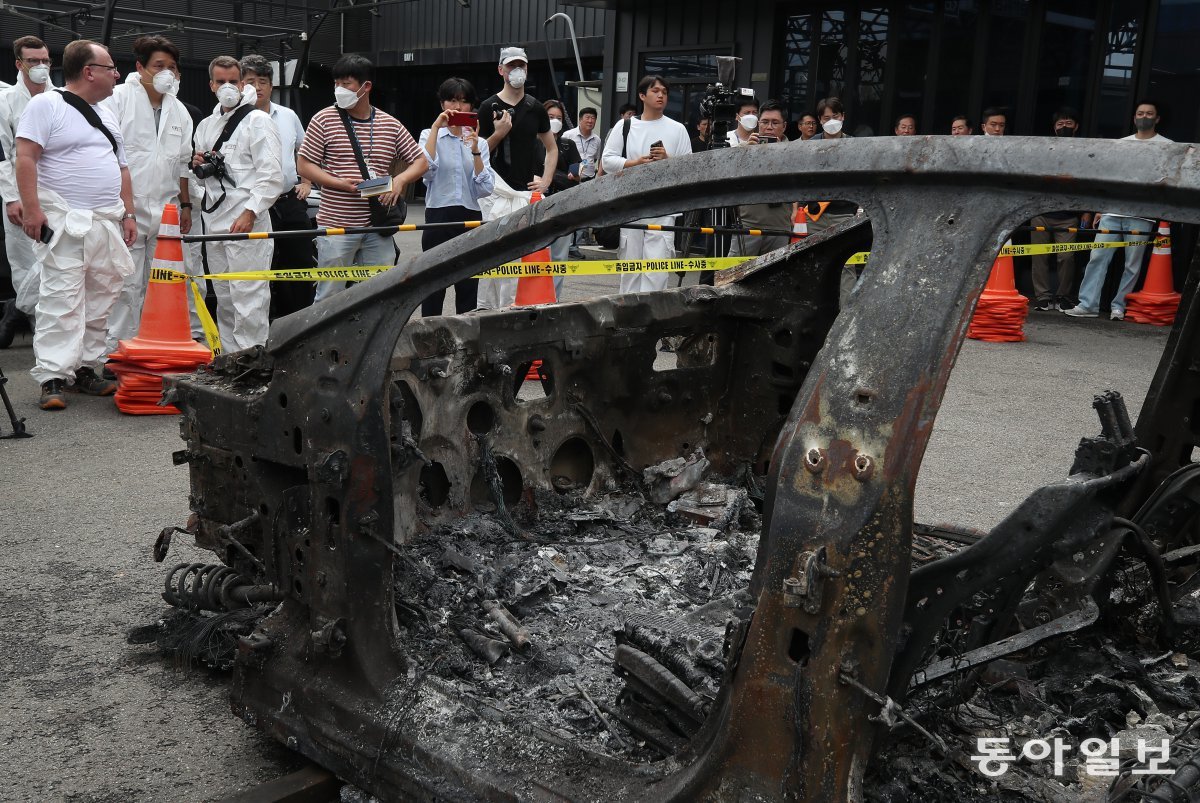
[170,137,1200,801]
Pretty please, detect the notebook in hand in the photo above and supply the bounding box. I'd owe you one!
[357,177,392,198]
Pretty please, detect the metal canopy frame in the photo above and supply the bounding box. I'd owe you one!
[0,0,422,88]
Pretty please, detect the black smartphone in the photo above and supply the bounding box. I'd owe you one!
[650,140,663,149]
[39,223,53,244]
[758,135,779,144]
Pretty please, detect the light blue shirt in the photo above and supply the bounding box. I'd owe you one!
[269,102,305,193]
[418,126,495,211]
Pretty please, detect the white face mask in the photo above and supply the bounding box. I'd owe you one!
[152,69,175,94]
[506,67,527,89]
[216,83,241,109]
[739,113,758,132]
[334,85,362,109]
[548,117,563,135]
[28,65,50,85]
[821,118,843,136]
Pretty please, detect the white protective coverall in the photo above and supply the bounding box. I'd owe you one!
[601,115,692,294]
[100,73,194,353]
[32,190,135,384]
[476,172,531,310]
[193,87,282,351]
[0,77,55,315]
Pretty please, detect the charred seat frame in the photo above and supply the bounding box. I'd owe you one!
[167,137,1200,800]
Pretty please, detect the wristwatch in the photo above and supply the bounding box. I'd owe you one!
[122,212,137,221]
[179,202,193,209]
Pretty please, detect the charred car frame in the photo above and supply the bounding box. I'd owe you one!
[160,137,1200,800]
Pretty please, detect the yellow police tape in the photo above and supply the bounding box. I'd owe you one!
[189,276,224,356]
[844,236,1168,265]
[178,235,1167,354]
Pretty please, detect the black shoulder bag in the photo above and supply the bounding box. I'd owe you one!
[337,108,406,234]
[56,89,119,154]
[593,116,632,250]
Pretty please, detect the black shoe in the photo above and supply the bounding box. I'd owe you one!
[1032,299,1056,312]
[70,366,118,396]
[39,379,67,410]
[0,300,19,349]
[102,364,117,382]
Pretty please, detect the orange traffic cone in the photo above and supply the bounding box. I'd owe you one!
[515,191,557,380]
[1125,221,1180,326]
[108,203,212,414]
[790,205,808,243]
[967,240,1029,342]
[515,191,557,306]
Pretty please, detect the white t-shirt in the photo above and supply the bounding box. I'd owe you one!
[16,90,127,209]
[1102,132,1174,219]
[601,114,692,176]
[1121,132,1172,142]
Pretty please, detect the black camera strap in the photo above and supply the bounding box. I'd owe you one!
[55,89,118,155]
[200,104,254,215]
[337,107,402,233]
[619,116,632,159]
[212,104,254,153]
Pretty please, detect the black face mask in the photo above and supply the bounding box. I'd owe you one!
[1055,126,1076,137]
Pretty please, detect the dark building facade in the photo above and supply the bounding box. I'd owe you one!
[583,0,1200,141]
[367,0,611,136]
[5,1,1197,141]
[355,1,1200,142]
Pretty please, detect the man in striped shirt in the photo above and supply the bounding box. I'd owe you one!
[298,53,426,302]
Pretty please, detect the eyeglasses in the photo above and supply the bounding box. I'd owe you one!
[800,120,817,127]
[23,58,52,66]
[86,63,119,74]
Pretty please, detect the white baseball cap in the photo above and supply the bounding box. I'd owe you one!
[499,47,528,66]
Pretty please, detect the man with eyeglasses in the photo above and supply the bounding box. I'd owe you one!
[798,113,819,141]
[728,100,794,259]
[0,36,56,349]
[14,39,137,410]
[240,53,315,320]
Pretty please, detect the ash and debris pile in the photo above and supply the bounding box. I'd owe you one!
[865,560,1200,802]
[393,447,761,758]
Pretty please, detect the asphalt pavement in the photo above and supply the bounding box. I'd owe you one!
[0,222,1174,800]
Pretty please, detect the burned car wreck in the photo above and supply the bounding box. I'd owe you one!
[147,137,1200,800]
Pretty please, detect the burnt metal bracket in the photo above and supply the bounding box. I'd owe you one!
[783,546,840,613]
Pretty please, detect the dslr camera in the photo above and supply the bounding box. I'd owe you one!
[192,150,227,180]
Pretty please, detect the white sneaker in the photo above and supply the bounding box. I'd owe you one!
[1063,305,1098,318]
[1110,309,1124,321]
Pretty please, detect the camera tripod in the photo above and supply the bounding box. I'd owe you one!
[675,135,747,286]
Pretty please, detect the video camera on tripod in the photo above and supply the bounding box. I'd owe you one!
[698,56,754,151]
